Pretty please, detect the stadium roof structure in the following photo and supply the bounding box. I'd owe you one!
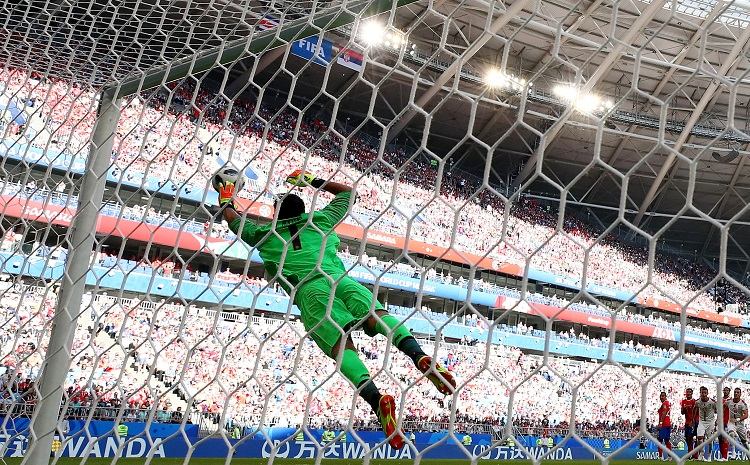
[236,0,750,268]
[5,0,750,268]
[0,0,413,88]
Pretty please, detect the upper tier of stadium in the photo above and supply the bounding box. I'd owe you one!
[2,68,749,321]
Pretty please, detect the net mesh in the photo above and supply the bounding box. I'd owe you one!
[1,0,750,462]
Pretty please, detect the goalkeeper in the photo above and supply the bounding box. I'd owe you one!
[216,170,456,449]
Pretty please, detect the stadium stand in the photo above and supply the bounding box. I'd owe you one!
[2,67,750,445]
[0,184,746,351]
[2,67,747,319]
[2,274,749,438]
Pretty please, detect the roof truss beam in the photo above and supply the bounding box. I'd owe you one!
[511,0,668,191]
[383,0,534,144]
[633,24,750,226]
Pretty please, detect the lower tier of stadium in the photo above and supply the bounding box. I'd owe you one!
[1,247,747,383]
[3,267,750,438]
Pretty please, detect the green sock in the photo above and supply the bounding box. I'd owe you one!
[358,380,382,414]
[373,314,414,347]
[371,314,428,365]
[340,349,382,413]
[339,348,371,387]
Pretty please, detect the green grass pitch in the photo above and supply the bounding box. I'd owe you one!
[0,459,672,465]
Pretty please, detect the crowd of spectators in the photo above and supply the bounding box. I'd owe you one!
[2,68,748,321]
[0,202,746,352]
[5,67,750,437]
[0,285,172,420]
[2,280,750,436]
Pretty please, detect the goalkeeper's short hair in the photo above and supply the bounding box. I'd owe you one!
[276,193,305,219]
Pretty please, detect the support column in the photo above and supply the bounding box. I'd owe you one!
[26,92,121,465]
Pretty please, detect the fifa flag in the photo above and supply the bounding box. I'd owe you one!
[290,36,364,72]
[291,36,334,67]
[335,46,364,71]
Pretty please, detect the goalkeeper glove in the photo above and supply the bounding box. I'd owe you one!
[217,180,237,210]
[286,169,325,188]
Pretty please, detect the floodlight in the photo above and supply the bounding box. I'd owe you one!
[359,20,386,47]
[553,84,578,103]
[576,93,601,113]
[554,84,614,113]
[485,68,510,89]
[485,68,528,91]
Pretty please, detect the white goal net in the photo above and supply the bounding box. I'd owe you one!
[2,0,750,463]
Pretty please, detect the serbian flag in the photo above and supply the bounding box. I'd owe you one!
[257,15,278,30]
[336,47,364,71]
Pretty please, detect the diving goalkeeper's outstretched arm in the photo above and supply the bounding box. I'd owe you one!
[218,170,352,224]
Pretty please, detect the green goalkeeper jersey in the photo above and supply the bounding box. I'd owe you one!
[229,191,352,291]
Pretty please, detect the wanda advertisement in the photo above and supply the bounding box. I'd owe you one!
[3,194,743,328]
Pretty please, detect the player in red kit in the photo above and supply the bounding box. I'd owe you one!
[683,388,698,458]
[658,391,673,460]
[720,386,731,461]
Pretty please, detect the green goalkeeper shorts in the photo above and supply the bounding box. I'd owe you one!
[294,275,384,356]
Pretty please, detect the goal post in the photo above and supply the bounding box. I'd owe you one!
[25,94,122,465]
